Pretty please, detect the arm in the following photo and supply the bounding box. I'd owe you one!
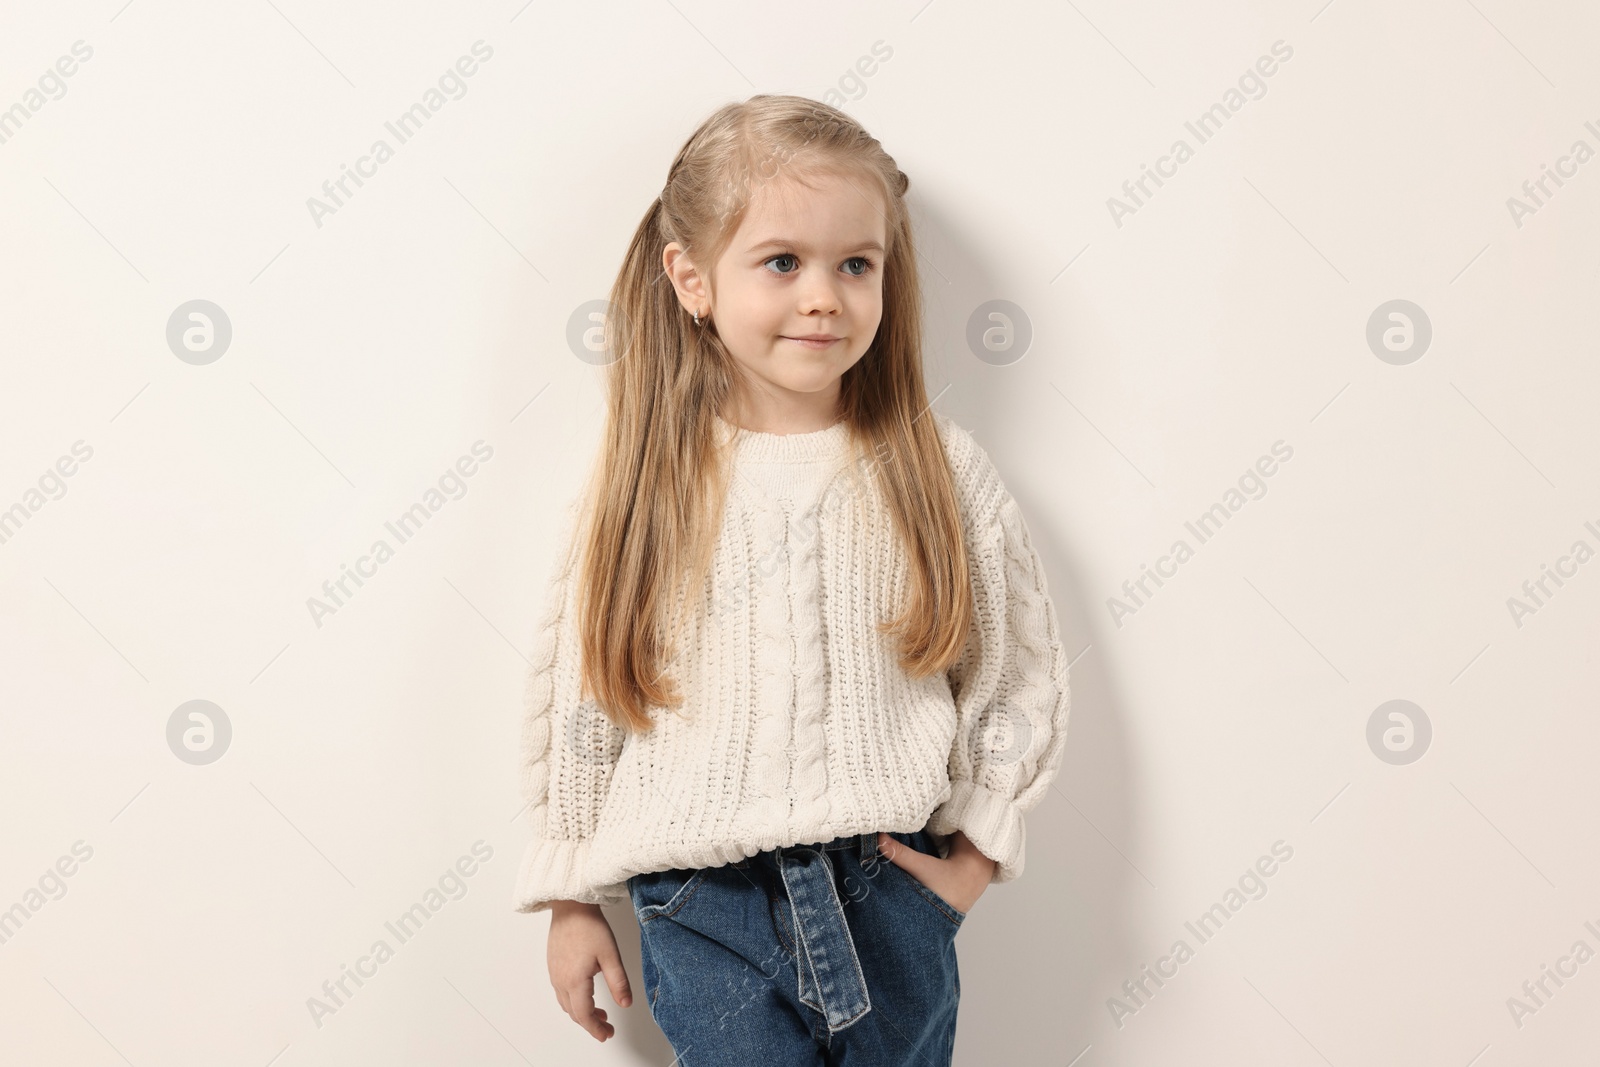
[515,495,635,1042]
[513,494,628,914]
[928,471,1072,886]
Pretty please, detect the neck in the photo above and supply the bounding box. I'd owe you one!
[720,387,843,435]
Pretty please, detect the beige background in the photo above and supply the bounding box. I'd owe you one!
[2,0,1597,1063]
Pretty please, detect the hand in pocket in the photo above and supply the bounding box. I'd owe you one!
[876,830,996,916]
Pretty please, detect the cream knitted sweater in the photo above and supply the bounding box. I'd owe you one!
[513,411,1071,914]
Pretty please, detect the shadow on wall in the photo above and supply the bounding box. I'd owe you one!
[909,192,1135,1063]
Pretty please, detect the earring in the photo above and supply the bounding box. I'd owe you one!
[692,309,700,326]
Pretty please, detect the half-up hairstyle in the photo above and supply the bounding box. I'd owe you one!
[574,93,972,733]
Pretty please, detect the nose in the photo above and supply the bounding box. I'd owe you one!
[796,266,843,316]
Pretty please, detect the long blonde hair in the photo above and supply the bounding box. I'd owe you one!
[576,93,972,733]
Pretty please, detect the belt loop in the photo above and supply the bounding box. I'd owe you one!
[858,831,878,864]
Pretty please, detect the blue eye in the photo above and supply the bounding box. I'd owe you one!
[843,256,876,277]
[763,253,799,274]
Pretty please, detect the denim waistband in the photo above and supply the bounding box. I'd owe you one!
[731,831,865,867]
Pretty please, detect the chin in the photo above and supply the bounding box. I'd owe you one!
[775,369,848,392]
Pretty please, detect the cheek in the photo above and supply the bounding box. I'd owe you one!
[851,290,884,334]
[728,285,783,334]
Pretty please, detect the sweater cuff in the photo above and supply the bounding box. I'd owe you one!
[928,779,1027,885]
[513,836,628,914]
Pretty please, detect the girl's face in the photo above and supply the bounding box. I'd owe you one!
[664,168,888,427]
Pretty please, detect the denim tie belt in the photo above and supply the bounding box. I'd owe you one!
[773,834,875,1032]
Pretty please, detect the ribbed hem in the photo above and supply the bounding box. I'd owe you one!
[714,414,850,463]
[513,836,628,914]
[928,779,1027,884]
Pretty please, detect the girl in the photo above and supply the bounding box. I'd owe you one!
[515,94,1071,1065]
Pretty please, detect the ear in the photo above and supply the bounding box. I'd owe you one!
[662,241,710,315]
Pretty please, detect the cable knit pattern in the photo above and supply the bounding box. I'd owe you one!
[514,491,630,909]
[512,411,1071,913]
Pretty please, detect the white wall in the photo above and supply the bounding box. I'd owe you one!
[2,1,1596,1064]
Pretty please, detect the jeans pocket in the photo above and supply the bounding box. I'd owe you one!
[628,868,709,924]
[879,830,967,927]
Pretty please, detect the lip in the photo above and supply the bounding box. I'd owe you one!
[782,335,842,348]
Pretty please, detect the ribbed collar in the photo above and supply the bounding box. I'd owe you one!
[714,414,851,463]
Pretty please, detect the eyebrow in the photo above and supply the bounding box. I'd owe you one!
[745,238,885,255]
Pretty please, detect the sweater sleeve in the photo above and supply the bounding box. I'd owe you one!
[512,494,629,914]
[927,428,1071,886]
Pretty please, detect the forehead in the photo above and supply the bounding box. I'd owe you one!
[730,170,887,252]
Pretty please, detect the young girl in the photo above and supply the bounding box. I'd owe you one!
[514,94,1071,1065]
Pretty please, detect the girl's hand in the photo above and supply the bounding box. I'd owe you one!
[548,901,633,1041]
[875,830,996,915]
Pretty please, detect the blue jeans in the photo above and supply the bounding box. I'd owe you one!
[627,828,963,1065]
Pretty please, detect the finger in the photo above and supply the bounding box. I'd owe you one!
[598,946,634,1008]
[567,977,616,1041]
[877,832,938,879]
